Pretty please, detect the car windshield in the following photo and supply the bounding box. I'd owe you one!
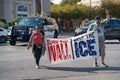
[18,18,43,26]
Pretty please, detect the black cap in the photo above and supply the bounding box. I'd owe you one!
[95,16,101,20]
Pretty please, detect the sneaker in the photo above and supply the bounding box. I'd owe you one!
[101,63,108,67]
[93,63,99,67]
[36,65,39,69]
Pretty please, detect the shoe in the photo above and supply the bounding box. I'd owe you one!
[93,63,99,67]
[36,65,39,69]
[101,63,108,67]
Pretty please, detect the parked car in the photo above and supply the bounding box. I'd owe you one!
[0,27,7,43]
[75,19,120,41]
[9,17,59,45]
[74,26,88,36]
[7,27,12,40]
[74,20,94,36]
[104,19,120,41]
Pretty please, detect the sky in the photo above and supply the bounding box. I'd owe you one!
[51,0,62,4]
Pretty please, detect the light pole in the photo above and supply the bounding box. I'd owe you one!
[41,0,44,17]
[90,0,92,7]
[89,0,92,19]
[41,0,50,18]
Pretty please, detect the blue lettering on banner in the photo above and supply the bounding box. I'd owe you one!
[74,32,95,42]
[88,32,95,38]
[87,39,97,56]
[79,41,88,57]
[74,39,97,58]
[75,42,79,58]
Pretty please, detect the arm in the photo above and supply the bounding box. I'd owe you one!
[47,18,59,33]
[87,24,96,32]
[101,9,111,26]
[27,33,34,50]
[105,9,111,21]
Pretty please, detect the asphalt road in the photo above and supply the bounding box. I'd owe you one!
[0,40,120,80]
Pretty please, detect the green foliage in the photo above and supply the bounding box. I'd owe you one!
[51,1,120,21]
[101,0,120,18]
[51,4,96,20]
[51,1,120,31]
[0,21,6,29]
[9,18,21,26]
[0,18,7,29]
[0,17,6,24]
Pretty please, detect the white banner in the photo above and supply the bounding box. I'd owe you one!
[71,31,99,60]
[45,31,99,64]
[45,38,73,64]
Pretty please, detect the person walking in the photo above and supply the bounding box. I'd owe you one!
[27,26,44,69]
[87,9,110,67]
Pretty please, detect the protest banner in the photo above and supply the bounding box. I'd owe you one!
[45,38,73,64]
[45,31,99,64]
[71,31,99,60]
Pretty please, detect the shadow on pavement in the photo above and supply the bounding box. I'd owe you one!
[15,43,28,47]
[0,43,8,46]
[105,42,120,44]
[23,79,40,80]
[40,66,120,73]
[23,66,120,80]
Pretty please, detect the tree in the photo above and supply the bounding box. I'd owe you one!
[0,18,7,29]
[9,18,21,26]
[51,4,95,20]
[60,0,81,5]
[0,18,6,24]
[101,0,120,18]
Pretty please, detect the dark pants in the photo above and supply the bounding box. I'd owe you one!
[54,29,58,38]
[32,44,42,65]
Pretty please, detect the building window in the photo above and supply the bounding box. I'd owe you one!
[16,5,28,18]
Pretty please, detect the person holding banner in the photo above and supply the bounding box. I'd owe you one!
[27,26,44,69]
[87,9,110,67]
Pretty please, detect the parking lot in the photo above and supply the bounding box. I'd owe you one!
[0,40,120,80]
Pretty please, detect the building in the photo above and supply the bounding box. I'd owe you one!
[0,0,50,21]
[78,0,101,7]
[78,0,120,7]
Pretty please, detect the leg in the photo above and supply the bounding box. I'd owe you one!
[32,51,39,69]
[36,47,42,65]
[101,54,108,67]
[100,42,108,67]
[93,58,98,67]
[101,55,105,64]
[94,58,97,64]
[33,45,38,65]
[32,45,42,68]
[33,51,39,66]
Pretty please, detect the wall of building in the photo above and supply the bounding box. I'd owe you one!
[0,0,36,21]
[78,0,101,7]
[0,0,4,18]
[3,0,14,21]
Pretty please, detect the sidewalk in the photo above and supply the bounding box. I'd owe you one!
[58,32,74,38]
[59,32,74,36]
[0,40,120,80]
